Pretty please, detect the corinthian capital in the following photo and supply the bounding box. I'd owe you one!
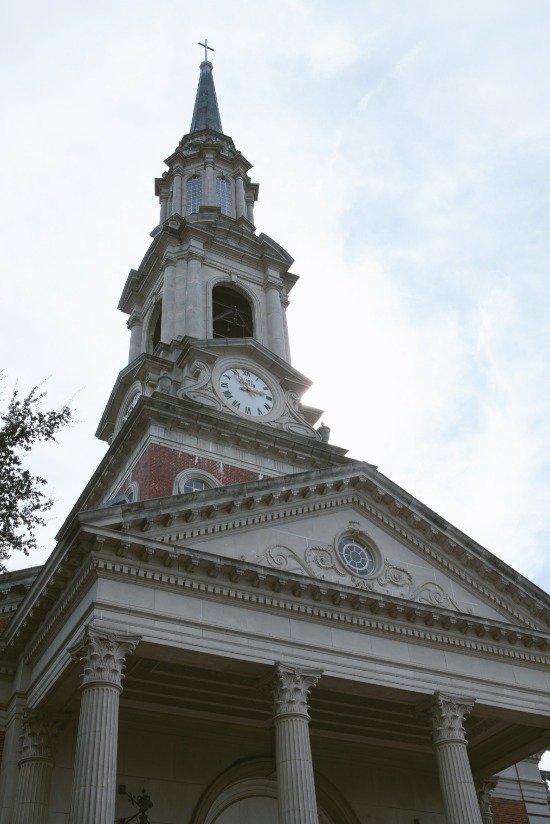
[430,691,475,744]
[266,662,322,719]
[19,713,59,763]
[68,626,141,690]
[476,777,497,823]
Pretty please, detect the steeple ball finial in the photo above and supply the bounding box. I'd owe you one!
[190,40,223,134]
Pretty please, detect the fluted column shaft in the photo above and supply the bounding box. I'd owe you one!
[13,714,58,824]
[0,698,25,824]
[430,691,483,824]
[13,759,52,824]
[67,626,140,824]
[269,662,322,824]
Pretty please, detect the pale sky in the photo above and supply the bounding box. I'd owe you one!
[1,0,549,611]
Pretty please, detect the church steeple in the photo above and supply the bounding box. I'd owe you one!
[94,51,344,503]
[190,59,223,134]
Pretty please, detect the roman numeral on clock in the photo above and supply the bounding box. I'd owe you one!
[223,390,232,399]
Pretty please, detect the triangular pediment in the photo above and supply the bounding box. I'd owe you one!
[79,462,550,634]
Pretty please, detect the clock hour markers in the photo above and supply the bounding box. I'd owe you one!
[218,367,275,418]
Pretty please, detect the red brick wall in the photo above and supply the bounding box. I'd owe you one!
[116,442,262,501]
[0,617,10,636]
[491,797,529,824]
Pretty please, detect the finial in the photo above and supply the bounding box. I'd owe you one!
[198,39,214,62]
[317,421,331,443]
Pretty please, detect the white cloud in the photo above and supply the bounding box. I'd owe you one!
[0,0,549,611]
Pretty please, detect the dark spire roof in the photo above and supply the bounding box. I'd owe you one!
[190,60,223,133]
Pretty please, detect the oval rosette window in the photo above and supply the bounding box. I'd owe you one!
[337,536,376,577]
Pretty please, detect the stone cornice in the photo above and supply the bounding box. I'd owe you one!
[83,465,548,631]
[6,464,550,668]
[19,529,550,668]
[5,517,550,673]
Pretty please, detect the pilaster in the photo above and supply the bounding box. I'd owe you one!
[161,257,176,344]
[430,691,483,824]
[205,155,215,206]
[265,662,322,824]
[185,252,204,338]
[67,626,140,824]
[172,172,182,216]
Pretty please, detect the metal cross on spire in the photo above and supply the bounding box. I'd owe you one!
[198,39,214,62]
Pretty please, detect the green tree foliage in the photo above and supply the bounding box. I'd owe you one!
[0,380,73,571]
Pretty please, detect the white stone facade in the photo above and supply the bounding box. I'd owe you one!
[1,58,550,824]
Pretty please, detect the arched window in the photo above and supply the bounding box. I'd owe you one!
[216,176,232,216]
[186,175,203,215]
[174,470,218,496]
[212,285,253,339]
[148,303,162,352]
[124,481,139,503]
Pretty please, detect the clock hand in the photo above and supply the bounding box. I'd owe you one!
[231,369,247,385]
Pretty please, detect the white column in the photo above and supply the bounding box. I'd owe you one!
[0,698,26,824]
[205,157,215,206]
[235,174,246,218]
[159,194,168,223]
[161,259,176,344]
[172,173,182,216]
[127,308,143,363]
[266,278,286,359]
[185,254,204,338]
[174,257,188,339]
[268,662,322,824]
[246,194,255,225]
[13,714,59,824]
[182,175,188,216]
[430,691,483,824]
[67,627,140,824]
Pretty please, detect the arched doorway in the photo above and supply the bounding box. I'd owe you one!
[191,757,360,824]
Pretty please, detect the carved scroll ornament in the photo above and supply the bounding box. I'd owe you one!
[258,545,460,611]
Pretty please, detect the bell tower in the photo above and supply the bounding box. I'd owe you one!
[93,51,348,507]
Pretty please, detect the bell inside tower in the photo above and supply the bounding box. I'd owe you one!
[212,284,253,339]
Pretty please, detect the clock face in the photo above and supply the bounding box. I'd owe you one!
[218,367,275,417]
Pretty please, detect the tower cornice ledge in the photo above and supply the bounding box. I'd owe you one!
[118,219,296,315]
